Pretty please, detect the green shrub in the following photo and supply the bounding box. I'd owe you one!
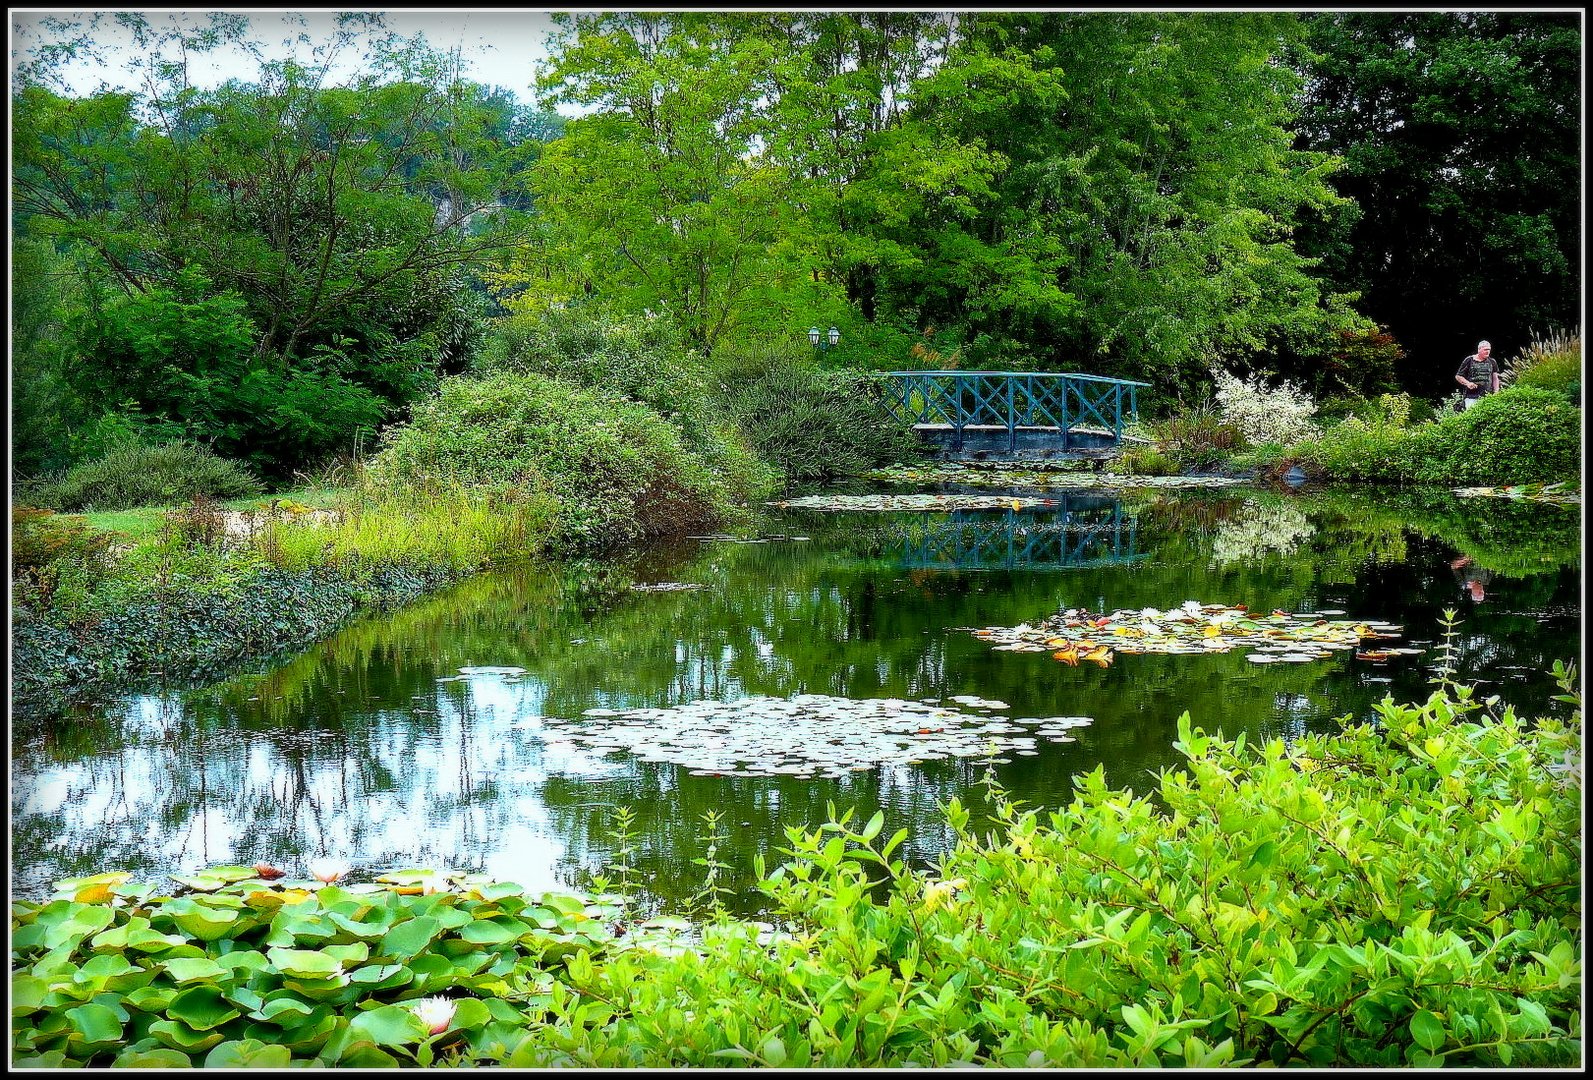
[369,373,745,552]
[1110,444,1180,476]
[1150,402,1244,469]
[492,675,1580,1068]
[478,308,775,502]
[1293,416,1419,482]
[30,439,264,512]
[480,307,711,441]
[10,507,115,610]
[1411,385,1581,485]
[716,346,923,486]
[1503,330,1581,403]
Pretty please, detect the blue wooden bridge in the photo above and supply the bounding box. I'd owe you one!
[872,370,1150,460]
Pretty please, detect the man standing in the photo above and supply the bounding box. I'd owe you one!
[1455,340,1499,409]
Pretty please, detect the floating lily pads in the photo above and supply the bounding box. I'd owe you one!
[969,599,1414,667]
[865,466,1247,490]
[1452,482,1579,505]
[629,582,705,593]
[537,695,1094,777]
[768,493,1059,512]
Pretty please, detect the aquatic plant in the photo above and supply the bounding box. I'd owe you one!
[10,675,1581,1067]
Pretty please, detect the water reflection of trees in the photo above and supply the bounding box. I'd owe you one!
[12,488,1580,910]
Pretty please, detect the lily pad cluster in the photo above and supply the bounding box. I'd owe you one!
[865,466,1247,490]
[970,600,1417,666]
[10,867,693,1068]
[1452,482,1580,505]
[629,582,705,593]
[769,493,1059,512]
[545,694,1096,777]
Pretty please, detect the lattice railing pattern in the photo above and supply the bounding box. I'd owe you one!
[883,505,1142,571]
[869,371,1148,444]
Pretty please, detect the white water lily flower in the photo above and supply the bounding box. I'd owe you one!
[307,859,349,884]
[411,996,458,1035]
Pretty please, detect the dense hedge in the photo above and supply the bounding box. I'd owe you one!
[1293,385,1580,484]
[27,440,263,512]
[717,349,923,486]
[12,679,1582,1067]
[477,309,775,502]
[369,373,767,552]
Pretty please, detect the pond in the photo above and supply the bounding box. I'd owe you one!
[11,483,1582,917]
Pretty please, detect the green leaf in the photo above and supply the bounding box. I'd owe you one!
[348,1003,429,1047]
[11,975,50,1015]
[204,1038,293,1068]
[459,918,525,944]
[266,947,344,979]
[860,810,885,842]
[337,1038,401,1067]
[250,995,317,1024]
[1410,1010,1446,1052]
[167,985,243,1031]
[449,998,493,1031]
[65,1001,125,1045]
[113,1047,195,1067]
[378,915,442,959]
[148,1018,227,1053]
[160,956,229,984]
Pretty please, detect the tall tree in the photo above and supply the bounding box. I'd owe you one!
[12,13,530,473]
[1293,11,1582,392]
[886,12,1366,387]
[520,13,799,353]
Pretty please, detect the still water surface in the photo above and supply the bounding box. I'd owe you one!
[12,484,1581,915]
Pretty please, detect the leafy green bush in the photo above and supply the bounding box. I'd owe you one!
[368,373,747,551]
[1410,385,1581,485]
[10,507,115,610]
[501,675,1581,1068]
[1149,402,1244,469]
[14,677,1580,1067]
[1293,386,1579,485]
[479,308,775,501]
[1503,330,1581,403]
[1109,444,1180,476]
[30,439,264,512]
[717,346,923,486]
[1293,415,1418,482]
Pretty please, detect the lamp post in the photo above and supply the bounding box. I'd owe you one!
[809,326,841,355]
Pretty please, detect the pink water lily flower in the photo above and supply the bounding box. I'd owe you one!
[307,859,349,884]
[410,996,457,1035]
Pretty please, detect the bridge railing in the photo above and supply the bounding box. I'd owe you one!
[870,370,1150,446]
[884,503,1143,572]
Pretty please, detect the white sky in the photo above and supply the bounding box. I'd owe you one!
[10,8,564,105]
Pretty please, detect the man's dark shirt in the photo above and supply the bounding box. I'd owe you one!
[1456,353,1498,398]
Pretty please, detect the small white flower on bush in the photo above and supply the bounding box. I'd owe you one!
[1208,364,1318,446]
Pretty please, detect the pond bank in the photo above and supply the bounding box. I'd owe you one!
[11,561,466,712]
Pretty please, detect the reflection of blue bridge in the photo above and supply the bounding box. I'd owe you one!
[873,371,1150,460]
[884,500,1142,571]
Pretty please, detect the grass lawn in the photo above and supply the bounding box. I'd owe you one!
[78,486,350,542]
